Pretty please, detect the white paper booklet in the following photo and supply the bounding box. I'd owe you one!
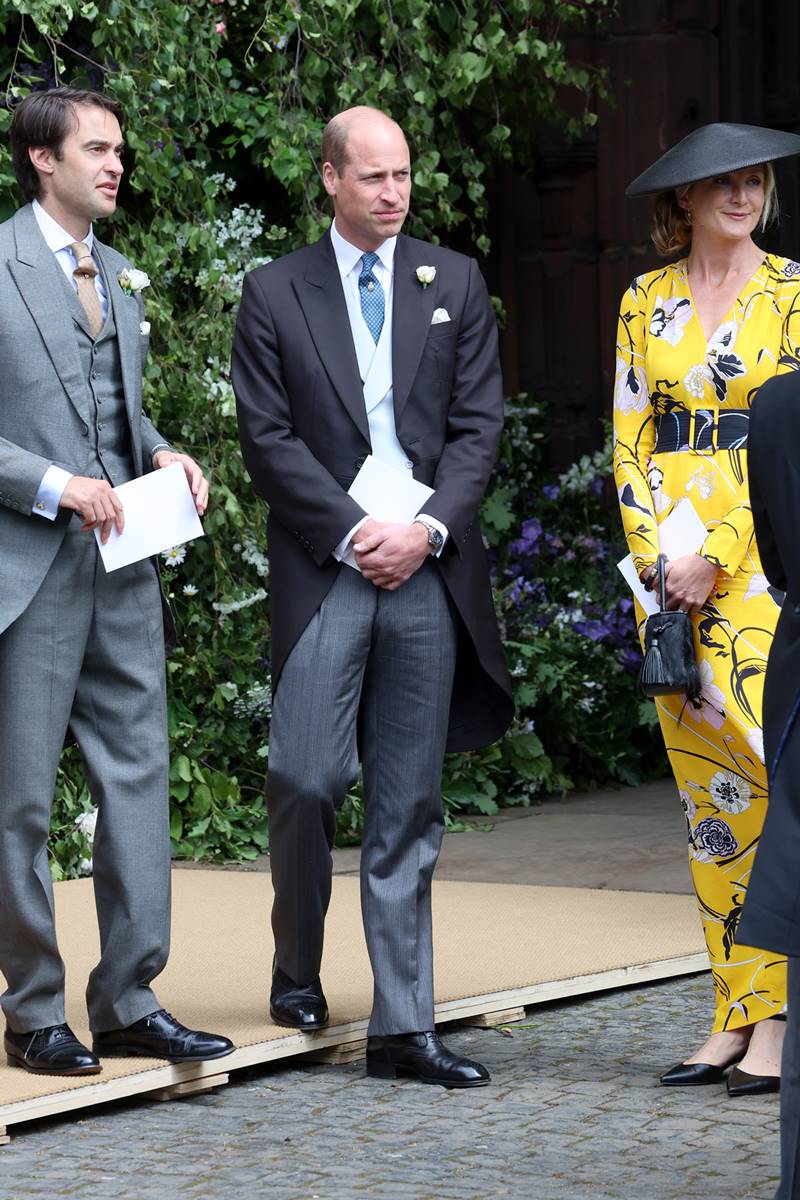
[95,461,204,573]
[342,454,434,571]
[617,497,709,615]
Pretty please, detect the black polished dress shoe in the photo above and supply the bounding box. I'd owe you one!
[270,964,329,1030]
[660,1058,741,1086]
[93,1009,234,1062]
[366,1031,490,1088]
[5,1023,101,1076]
[726,1065,780,1097]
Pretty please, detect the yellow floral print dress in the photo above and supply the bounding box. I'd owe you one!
[613,254,800,1033]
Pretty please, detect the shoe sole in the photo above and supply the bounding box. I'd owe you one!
[366,1063,490,1088]
[269,1011,329,1032]
[92,1044,235,1062]
[6,1052,101,1076]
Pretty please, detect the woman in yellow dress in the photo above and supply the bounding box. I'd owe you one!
[614,124,800,1094]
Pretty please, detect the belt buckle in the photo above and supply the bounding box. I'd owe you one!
[691,406,717,454]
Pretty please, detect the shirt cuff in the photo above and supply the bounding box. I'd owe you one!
[416,512,449,558]
[150,444,171,464]
[332,516,370,562]
[32,465,72,521]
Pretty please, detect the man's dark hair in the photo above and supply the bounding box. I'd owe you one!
[9,87,125,203]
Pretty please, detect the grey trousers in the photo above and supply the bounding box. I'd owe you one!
[777,957,800,1199]
[0,521,171,1033]
[267,563,458,1036]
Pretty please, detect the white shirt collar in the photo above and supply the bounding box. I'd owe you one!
[330,220,396,280]
[32,198,94,255]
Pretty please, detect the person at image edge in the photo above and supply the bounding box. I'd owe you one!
[0,87,233,1074]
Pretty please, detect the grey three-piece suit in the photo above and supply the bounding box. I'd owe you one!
[0,204,173,1034]
[233,229,514,1035]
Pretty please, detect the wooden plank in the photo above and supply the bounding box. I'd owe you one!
[304,1039,367,1065]
[0,952,707,1135]
[453,1007,526,1028]
[151,1073,229,1101]
[0,1126,9,1145]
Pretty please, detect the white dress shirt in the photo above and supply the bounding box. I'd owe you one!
[329,221,447,560]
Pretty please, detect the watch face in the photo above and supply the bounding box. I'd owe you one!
[429,527,444,548]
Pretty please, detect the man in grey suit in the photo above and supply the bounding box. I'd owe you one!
[233,106,513,1087]
[0,87,233,1074]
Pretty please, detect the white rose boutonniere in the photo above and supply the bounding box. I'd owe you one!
[118,267,151,296]
[416,265,436,288]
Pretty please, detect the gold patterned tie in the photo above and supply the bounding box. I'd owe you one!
[70,241,103,338]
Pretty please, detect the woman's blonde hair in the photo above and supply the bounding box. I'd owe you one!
[650,162,778,257]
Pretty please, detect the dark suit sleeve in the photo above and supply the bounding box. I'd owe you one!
[421,259,504,551]
[231,270,367,566]
[749,391,787,591]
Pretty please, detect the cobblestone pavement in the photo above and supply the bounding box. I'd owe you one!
[0,973,780,1200]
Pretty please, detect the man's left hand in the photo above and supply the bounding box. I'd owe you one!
[153,450,209,517]
[354,521,430,590]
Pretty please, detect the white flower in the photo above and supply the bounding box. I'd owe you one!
[212,588,268,617]
[649,296,693,346]
[78,857,93,876]
[647,464,664,492]
[183,583,199,597]
[709,770,752,815]
[416,265,436,287]
[118,267,151,295]
[614,361,648,415]
[74,808,98,840]
[679,790,697,822]
[162,545,187,566]
[684,363,711,398]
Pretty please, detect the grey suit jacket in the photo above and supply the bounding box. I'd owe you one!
[0,204,166,636]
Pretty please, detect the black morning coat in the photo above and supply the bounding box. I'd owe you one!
[738,373,800,957]
[231,230,514,753]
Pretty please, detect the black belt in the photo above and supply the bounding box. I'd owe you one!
[652,408,749,454]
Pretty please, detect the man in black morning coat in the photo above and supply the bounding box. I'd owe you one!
[232,106,513,1087]
[739,373,800,1197]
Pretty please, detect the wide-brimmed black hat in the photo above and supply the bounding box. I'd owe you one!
[626,122,800,198]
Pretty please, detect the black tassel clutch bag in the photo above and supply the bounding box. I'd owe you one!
[639,555,702,704]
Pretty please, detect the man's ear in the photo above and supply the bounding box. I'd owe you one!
[322,161,337,199]
[28,146,55,179]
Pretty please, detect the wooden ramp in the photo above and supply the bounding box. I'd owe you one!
[0,871,707,1141]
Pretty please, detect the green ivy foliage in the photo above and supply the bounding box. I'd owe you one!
[0,1,663,878]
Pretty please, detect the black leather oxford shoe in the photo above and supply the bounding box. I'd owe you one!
[270,964,329,1030]
[93,1009,234,1062]
[366,1031,490,1088]
[5,1023,101,1075]
[726,1066,780,1097]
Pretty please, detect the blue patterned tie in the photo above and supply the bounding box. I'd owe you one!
[358,251,385,344]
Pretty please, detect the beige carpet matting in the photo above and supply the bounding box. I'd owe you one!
[0,871,706,1133]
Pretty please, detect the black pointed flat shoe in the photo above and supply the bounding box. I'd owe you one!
[726,1066,780,1096]
[660,1058,740,1086]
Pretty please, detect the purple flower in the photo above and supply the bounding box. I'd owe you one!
[542,484,560,501]
[693,817,738,859]
[574,619,612,642]
[510,517,542,559]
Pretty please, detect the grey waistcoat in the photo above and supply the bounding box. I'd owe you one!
[64,275,135,487]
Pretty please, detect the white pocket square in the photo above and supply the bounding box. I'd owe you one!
[139,321,151,335]
[431,308,451,325]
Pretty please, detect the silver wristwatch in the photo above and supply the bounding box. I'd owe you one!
[414,519,444,553]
